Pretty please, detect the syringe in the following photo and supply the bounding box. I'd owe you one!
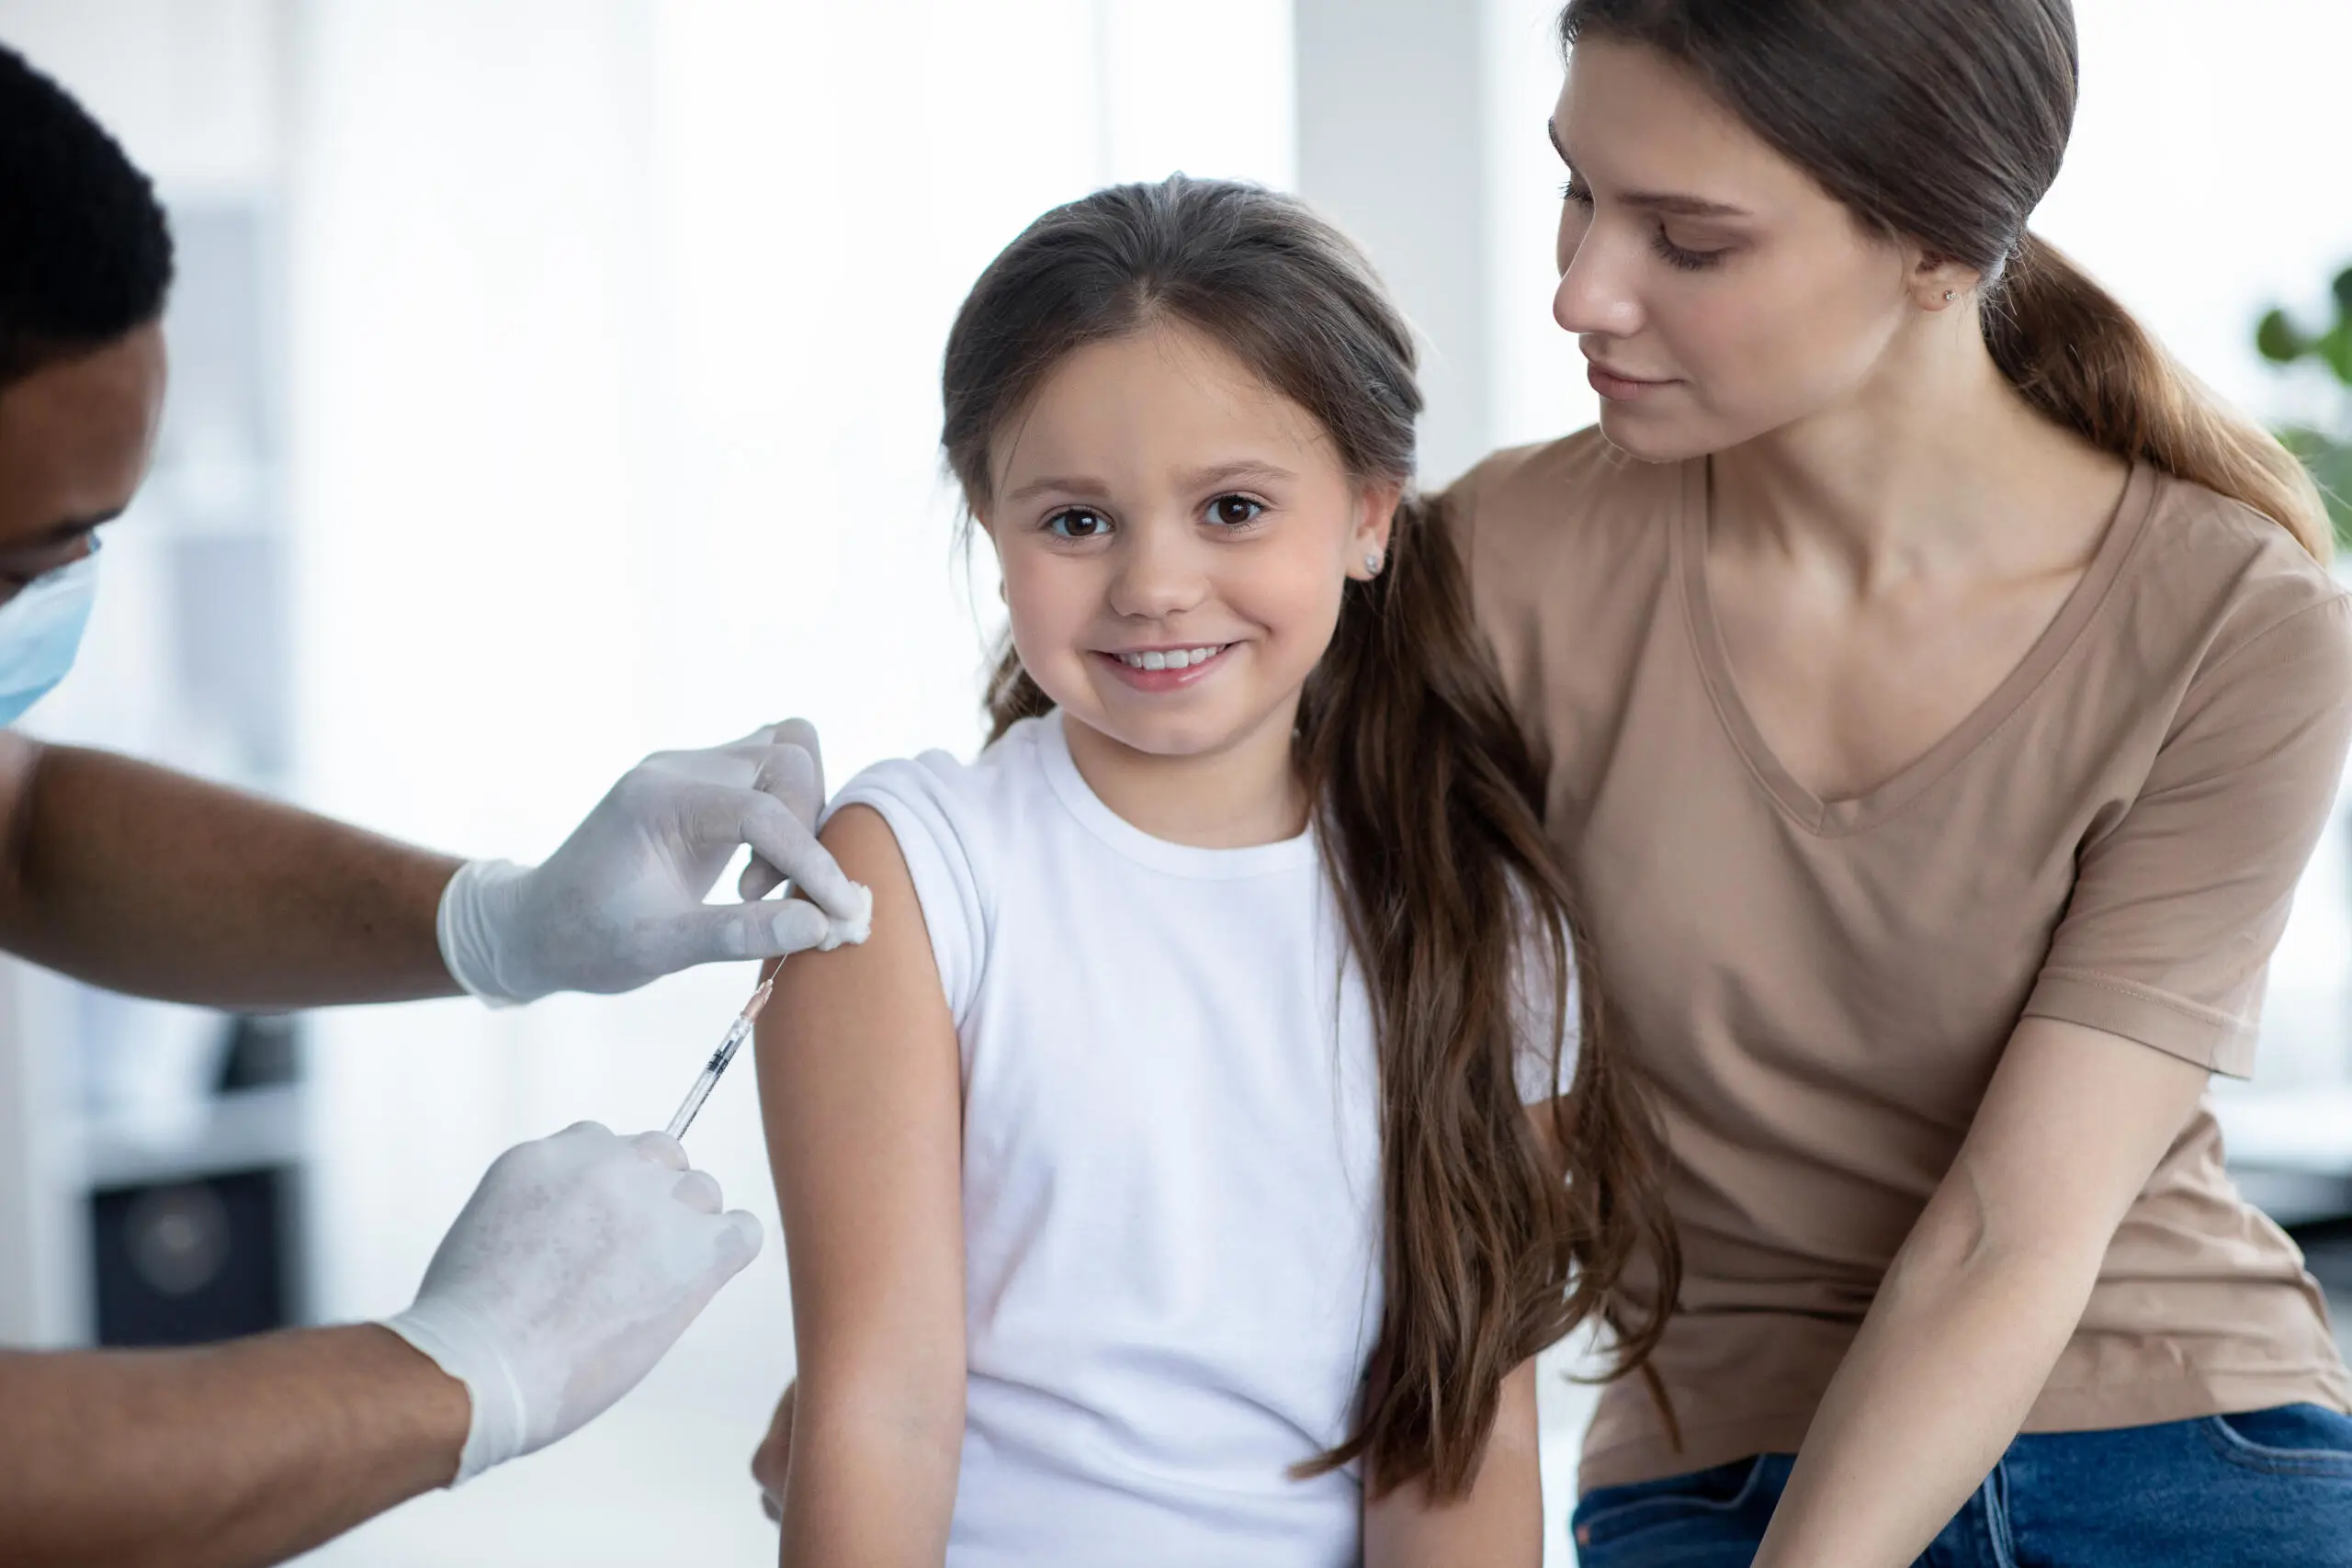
[665,975,777,1142]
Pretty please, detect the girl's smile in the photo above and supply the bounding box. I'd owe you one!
[1093,640,1239,691]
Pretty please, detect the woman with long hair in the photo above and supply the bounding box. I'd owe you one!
[1455,1,2352,1562]
[752,175,1675,1565]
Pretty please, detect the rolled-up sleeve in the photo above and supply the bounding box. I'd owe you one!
[2024,594,2352,1077]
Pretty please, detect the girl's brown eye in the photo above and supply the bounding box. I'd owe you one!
[1046,508,1109,539]
[1207,495,1264,528]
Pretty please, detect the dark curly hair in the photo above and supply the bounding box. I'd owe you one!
[0,42,174,385]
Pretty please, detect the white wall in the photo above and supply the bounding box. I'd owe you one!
[0,0,283,199]
[2046,0,2352,419]
[1295,0,1494,486]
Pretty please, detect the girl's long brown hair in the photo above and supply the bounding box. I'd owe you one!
[943,175,1678,1498]
[1560,0,2331,560]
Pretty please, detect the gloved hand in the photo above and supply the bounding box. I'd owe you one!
[383,1122,763,1484]
[436,719,873,1005]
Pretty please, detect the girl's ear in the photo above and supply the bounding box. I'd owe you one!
[1347,482,1406,581]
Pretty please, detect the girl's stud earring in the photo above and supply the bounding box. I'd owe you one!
[1943,289,1957,301]
[1364,551,1384,575]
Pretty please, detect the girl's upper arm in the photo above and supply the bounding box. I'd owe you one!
[1363,1359,1544,1568]
[756,802,967,1438]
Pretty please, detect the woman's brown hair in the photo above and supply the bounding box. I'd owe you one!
[941,175,1679,1497]
[1560,0,2332,560]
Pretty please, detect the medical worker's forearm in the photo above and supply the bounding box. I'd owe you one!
[0,1326,468,1568]
[0,736,460,1008]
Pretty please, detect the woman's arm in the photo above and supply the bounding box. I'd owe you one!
[1364,1359,1545,1568]
[1752,1016,2209,1568]
[757,805,967,1568]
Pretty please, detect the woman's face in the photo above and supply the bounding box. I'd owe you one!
[978,321,1394,765]
[1549,39,1942,460]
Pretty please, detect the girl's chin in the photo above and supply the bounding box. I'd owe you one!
[1061,686,1297,767]
[1064,705,1255,761]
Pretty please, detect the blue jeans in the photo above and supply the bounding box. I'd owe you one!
[1568,1404,2352,1566]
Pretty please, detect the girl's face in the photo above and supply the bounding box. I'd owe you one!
[979,321,1396,767]
[1549,39,1962,460]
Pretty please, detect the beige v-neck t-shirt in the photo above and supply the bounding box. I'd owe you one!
[1448,428,2352,1493]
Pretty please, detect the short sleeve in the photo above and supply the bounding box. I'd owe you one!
[2023,594,2352,1077]
[826,754,989,1024]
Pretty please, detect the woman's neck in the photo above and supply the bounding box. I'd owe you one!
[1712,305,2124,587]
[1059,697,1308,850]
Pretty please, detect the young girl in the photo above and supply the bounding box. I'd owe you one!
[754,175,1675,1566]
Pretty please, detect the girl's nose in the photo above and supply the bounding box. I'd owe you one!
[1107,523,1211,622]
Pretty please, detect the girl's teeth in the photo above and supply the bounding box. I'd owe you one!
[1119,646,1222,671]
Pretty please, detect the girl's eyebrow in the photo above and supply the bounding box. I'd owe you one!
[1003,473,1110,504]
[1003,459,1296,505]
[1177,459,1296,491]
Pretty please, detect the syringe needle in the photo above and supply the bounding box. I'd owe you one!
[664,975,779,1143]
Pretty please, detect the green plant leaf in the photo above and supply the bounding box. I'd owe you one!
[2334,265,2352,318]
[2325,321,2352,388]
[2258,307,2312,364]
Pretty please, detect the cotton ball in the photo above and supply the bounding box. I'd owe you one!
[818,882,876,952]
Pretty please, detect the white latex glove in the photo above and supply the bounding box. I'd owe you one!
[436,719,873,1005]
[383,1122,763,1484]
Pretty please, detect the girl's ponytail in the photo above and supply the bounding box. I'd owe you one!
[1990,235,2330,559]
[984,642,1051,743]
[1292,491,1679,1493]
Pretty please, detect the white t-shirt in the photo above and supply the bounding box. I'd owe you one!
[830,712,1573,1568]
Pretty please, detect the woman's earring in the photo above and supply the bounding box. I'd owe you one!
[1943,289,1957,302]
[1363,550,1384,576]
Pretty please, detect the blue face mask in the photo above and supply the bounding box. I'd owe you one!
[0,544,100,727]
